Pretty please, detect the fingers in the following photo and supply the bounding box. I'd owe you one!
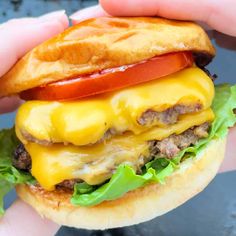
[0,96,22,114]
[70,5,109,24]
[0,13,67,233]
[100,0,236,36]
[0,200,60,236]
[100,0,209,17]
[0,10,69,77]
[219,126,236,173]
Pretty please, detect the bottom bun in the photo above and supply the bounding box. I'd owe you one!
[16,138,226,230]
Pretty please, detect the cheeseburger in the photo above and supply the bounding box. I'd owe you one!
[0,17,236,229]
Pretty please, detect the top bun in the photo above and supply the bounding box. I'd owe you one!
[0,17,215,97]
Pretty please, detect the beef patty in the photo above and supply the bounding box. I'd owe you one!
[13,123,209,190]
[20,103,202,146]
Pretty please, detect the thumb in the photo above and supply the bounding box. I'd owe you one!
[0,11,69,114]
[100,0,236,36]
[0,96,22,114]
[0,200,60,236]
[219,126,236,173]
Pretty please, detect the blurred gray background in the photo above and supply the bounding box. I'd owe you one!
[0,1,236,236]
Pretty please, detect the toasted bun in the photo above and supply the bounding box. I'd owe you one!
[0,17,215,97]
[16,138,225,230]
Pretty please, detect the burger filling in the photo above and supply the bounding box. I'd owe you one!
[19,103,202,146]
[0,58,234,210]
[0,80,234,210]
[13,67,215,191]
[15,67,214,147]
[13,122,209,190]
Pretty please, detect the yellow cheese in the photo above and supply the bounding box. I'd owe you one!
[16,67,214,146]
[25,109,214,190]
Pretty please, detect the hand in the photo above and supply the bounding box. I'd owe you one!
[70,0,236,173]
[220,126,236,172]
[0,10,69,235]
[70,0,236,37]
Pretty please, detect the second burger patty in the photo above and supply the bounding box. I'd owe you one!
[13,123,210,190]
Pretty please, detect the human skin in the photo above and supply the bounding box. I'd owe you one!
[0,1,236,235]
[0,10,68,236]
[71,0,236,37]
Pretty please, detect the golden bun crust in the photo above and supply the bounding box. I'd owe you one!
[16,138,225,230]
[0,17,215,97]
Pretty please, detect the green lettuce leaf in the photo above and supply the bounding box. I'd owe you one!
[72,159,175,206]
[211,84,236,138]
[71,84,236,206]
[0,180,13,215]
[0,128,34,215]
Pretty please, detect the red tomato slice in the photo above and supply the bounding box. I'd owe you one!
[20,52,193,101]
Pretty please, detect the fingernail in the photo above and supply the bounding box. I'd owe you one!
[70,7,93,21]
[39,10,66,22]
[70,5,107,22]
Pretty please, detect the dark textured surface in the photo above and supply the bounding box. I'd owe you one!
[0,1,236,236]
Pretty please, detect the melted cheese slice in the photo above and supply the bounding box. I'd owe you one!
[25,109,214,190]
[16,67,214,146]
